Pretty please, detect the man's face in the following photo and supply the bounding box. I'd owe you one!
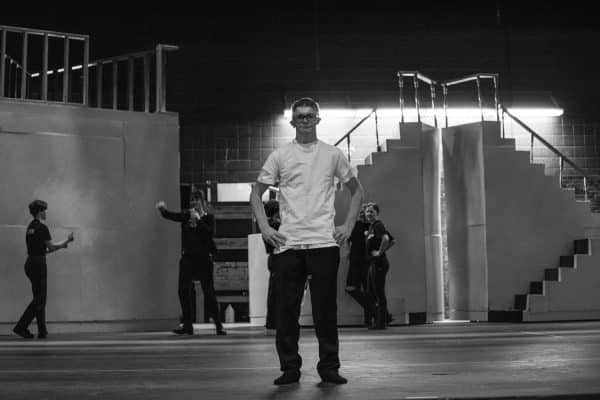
[40,210,47,220]
[291,105,320,132]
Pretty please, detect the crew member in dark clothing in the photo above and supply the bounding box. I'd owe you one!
[263,199,281,331]
[365,202,393,330]
[345,204,370,325]
[13,200,74,339]
[156,192,226,336]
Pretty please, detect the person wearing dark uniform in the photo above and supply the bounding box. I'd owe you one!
[365,203,393,330]
[156,194,226,336]
[263,199,281,331]
[13,200,74,339]
[345,204,370,326]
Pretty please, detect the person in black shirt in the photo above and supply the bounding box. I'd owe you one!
[13,200,74,339]
[365,203,394,330]
[263,200,281,331]
[345,204,370,326]
[156,191,226,336]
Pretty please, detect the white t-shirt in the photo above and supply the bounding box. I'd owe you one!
[257,139,356,252]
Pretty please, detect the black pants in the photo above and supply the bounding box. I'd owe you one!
[272,246,340,373]
[178,255,221,329]
[15,256,47,334]
[367,257,389,328]
[345,256,369,323]
[266,255,277,329]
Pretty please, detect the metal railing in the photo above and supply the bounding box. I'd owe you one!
[0,25,178,112]
[0,25,89,103]
[84,44,179,112]
[441,73,499,127]
[397,71,437,127]
[333,108,380,162]
[500,105,589,201]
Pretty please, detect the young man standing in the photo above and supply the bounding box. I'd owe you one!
[250,98,364,385]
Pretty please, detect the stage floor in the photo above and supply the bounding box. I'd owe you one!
[1,321,600,399]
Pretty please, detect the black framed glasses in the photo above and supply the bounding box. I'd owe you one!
[293,113,318,122]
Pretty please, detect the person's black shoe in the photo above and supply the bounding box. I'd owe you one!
[273,370,301,385]
[38,331,48,339]
[13,326,34,339]
[319,370,348,384]
[216,328,227,336]
[172,326,193,335]
[387,313,394,324]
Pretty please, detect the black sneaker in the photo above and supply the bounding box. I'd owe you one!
[216,328,227,336]
[38,331,48,339]
[13,326,34,339]
[319,370,348,384]
[387,313,394,324]
[172,326,193,335]
[273,370,301,385]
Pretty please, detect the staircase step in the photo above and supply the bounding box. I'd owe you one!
[559,255,575,268]
[499,138,515,148]
[384,139,415,152]
[514,294,528,310]
[574,239,590,255]
[529,281,544,294]
[488,310,523,322]
[544,268,560,281]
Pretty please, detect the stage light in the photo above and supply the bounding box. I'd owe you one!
[283,107,563,119]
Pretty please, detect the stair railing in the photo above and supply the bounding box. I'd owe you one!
[397,71,437,127]
[441,73,499,128]
[0,24,89,103]
[84,44,179,112]
[1,25,178,112]
[1,52,34,98]
[501,105,589,201]
[333,108,379,162]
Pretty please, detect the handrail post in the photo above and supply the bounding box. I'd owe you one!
[375,108,381,152]
[398,73,405,123]
[156,44,164,112]
[82,37,89,106]
[430,83,437,128]
[584,176,588,202]
[96,62,103,107]
[128,56,134,111]
[42,33,48,101]
[500,105,505,139]
[493,74,499,122]
[530,133,534,163]
[346,136,351,162]
[476,75,483,122]
[20,32,28,99]
[0,29,6,97]
[112,60,118,109]
[62,36,70,103]
[398,72,404,123]
[413,75,420,123]
[559,156,563,187]
[442,84,448,128]
[143,53,150,112]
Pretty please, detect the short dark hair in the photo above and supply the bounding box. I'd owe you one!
[366,202,380,214]
[264,199,279,219]
[290,97,320,114]
[28,200,47,217]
